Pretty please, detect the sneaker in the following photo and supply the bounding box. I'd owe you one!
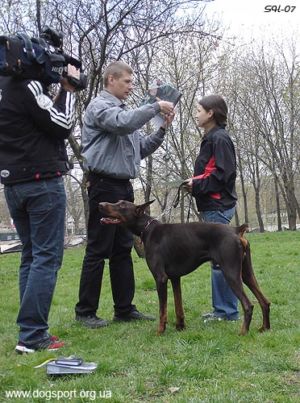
[75,314,109,328]
[202,312,224,323]
[202,312,239,322]
[113,309,155,322]
[15,338,65,354]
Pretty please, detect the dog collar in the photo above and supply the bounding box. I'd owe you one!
[140,218,159,241]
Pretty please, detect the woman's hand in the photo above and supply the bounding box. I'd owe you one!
[183,178,193,193]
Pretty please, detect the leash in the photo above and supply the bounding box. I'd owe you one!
[155,181,193,223]
[155,182,188,221]
[172,180,194,223]
[151,179,187,221]
[186,193,193,223]
[173,181,188,208]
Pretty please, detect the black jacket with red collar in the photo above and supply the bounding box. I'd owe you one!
[0,76,75,185]
[192,126,237,212]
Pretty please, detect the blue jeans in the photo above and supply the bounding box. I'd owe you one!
[4,177,66,345]
[201,208,239,320]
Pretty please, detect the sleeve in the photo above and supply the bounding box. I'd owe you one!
[192,135,236,197]
[24,80,75,139]
[91,102,161,135]
[139,128,166,159]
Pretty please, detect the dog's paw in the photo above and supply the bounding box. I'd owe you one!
[175,322,186,331]
[258,325,270,333]
[157,323,167,335]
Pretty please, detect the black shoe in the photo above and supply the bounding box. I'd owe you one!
[75,314,109,328]
[113,309,155,322]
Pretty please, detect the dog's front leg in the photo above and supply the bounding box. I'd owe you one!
[170,277,185,331]
[156,274,168,335]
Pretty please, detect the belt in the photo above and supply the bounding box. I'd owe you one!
[88,171,130,184]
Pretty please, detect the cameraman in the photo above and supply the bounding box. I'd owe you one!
[0,66,76,354]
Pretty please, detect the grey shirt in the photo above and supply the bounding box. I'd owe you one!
[81,90,165,179]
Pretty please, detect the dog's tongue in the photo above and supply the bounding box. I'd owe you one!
[100,217,121,225]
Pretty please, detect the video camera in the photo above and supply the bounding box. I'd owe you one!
[0,26,87,90]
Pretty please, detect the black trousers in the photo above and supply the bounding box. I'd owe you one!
[75,174,136,317]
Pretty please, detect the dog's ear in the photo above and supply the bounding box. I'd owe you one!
[135,200,155,216]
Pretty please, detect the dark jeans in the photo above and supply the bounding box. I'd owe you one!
[4,177,66,345]
[201,207,239,320]
[75,175,136,317]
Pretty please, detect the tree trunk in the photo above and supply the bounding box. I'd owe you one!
[234,209,240,227]
[237,152,249,224]
[274,176,282,231]
[285,182,297,230]
[254,187,265,232]
[145,154,153,203]
[80,172,89,231]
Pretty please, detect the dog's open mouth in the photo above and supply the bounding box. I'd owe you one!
[100,217,121,225]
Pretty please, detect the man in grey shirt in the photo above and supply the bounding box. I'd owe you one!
[75,61,174,327]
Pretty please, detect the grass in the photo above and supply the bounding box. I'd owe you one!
[0,231,299,402]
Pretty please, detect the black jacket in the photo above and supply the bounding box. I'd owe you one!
[0,76,75,184]
[192,126,237,211]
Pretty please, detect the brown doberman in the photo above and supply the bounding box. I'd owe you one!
[98,200,271,335]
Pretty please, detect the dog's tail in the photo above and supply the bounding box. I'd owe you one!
[236,223,249,251]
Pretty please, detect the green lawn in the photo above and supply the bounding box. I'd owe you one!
[0,232,299,402]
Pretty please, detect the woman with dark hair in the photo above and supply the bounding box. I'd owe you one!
[184,94,239,321]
